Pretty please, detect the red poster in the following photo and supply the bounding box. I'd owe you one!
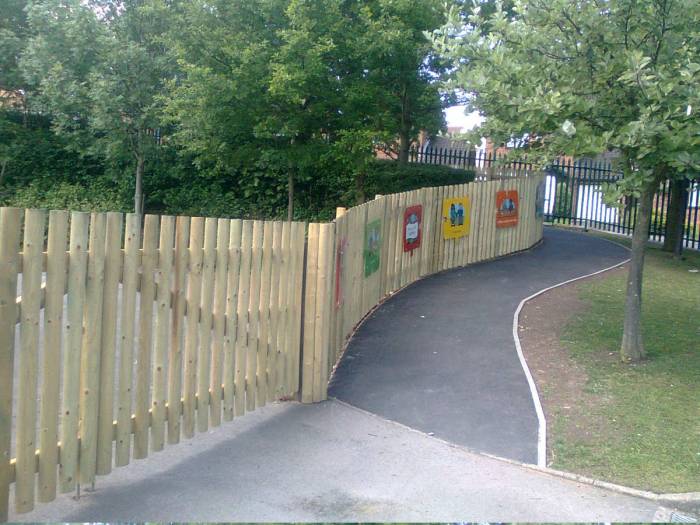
[496,190,519,228]
[403,205,422,252]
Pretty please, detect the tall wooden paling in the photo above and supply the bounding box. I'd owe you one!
[167,216,189,445]
[152,216,175,450]
[60,212,89,492]
[79,212,107,486]
[95,212,123,475]
[0,207,21,522]
[115,214,140,464]
[38,210,68,502]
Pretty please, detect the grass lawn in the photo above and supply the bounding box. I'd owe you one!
[551,232,700,493]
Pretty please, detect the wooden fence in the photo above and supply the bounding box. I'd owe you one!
[300,174,544,402]
[0,173,543,520]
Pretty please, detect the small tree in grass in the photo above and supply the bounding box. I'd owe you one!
[437,0,700,362]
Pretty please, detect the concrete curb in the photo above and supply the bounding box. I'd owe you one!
[512,233,631,467]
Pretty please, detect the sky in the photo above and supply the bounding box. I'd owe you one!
[444,105,483,131]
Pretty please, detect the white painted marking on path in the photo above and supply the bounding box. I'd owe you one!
[513,234,631,467]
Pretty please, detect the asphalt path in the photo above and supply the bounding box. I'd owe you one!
[9,399,659,522]
[329,227,629,463]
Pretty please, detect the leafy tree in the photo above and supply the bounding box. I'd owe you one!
[439,0,700,362]
[166,0,449,219]
[0,0,29,102]
[355,0,447,162]
[21,0,176,215]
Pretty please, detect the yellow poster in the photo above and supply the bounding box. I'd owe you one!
[442,196,470,239]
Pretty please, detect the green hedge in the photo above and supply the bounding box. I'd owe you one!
[365,160,476,198]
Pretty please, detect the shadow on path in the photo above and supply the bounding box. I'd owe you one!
[329,227,629,463]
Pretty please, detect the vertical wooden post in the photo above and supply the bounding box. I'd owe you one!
[223,220,242,420]
[151,215,175,451]
[196,218,218,432]
[79,212,107,486]
[267,221,283,402]
[312,224,327,401]
[233,221,253,418]
[133,215,158,456]
[210,219,231,427]
[183,217,204,439]
[95,212,123,476]
[115,214,140,465]
[276,221,292,398]
[256,221,274,406]
[245,221,264,412]
[60,212,89,492]
[301,223,319,403]
[15,209,45,512]
[291,222,306,397]
[38,210,69,503]
[167,215,190,445]
[0,207,21,522]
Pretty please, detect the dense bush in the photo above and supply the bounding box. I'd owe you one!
[365,160,476,198]
[1,111,476,220]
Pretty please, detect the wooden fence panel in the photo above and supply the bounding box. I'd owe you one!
[233,220,253,418]
[2,174,545,518]
[267,221,283,402]
[196,218,218,432]
[245,221,264,412]
[313,223,334,402]
[0,207,22,522]
[115,214,140,465]
[288,222,306,397]
[60,212,89,493]
[301,223,319,403]
[38,210,68,503]
[79,212,107,486]
[15,209,45,512]
[256,222,274,406]
[151,215,175,451]
[275,221,291,398]
[222,219,241,421]
[134,215,158,456]
[210,218,231,427]
[95,212,123,475]
[167,215,189,444]
[183,217,204,439]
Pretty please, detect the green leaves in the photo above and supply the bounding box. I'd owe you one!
[441,0,700,191]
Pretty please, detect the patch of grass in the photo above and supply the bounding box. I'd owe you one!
[552,236,700,493]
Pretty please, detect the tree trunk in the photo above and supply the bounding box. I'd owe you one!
[663,178,688,257]
[134,154,144,217]
[355,170,366,205]
[397,129,410,164]
[287,171,294,222]
[620,178,657,363]
[0,159,7,186]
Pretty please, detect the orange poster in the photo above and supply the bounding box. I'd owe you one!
[496,190,519,228]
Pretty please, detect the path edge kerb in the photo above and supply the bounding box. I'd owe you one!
[513,232,632,468]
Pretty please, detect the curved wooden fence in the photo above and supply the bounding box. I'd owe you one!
[0,173,543,520]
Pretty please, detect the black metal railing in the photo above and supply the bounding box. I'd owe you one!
[408,146,700,250]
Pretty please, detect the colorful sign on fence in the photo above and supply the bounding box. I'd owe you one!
[496,190,519,228]
[403,205,422,252]
[364,220,381,276]
[535,181,546,218]
[442,197,470,239]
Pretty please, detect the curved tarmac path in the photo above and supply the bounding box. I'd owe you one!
[329,227,629,464]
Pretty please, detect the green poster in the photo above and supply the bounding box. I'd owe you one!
[364,219,382,277]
